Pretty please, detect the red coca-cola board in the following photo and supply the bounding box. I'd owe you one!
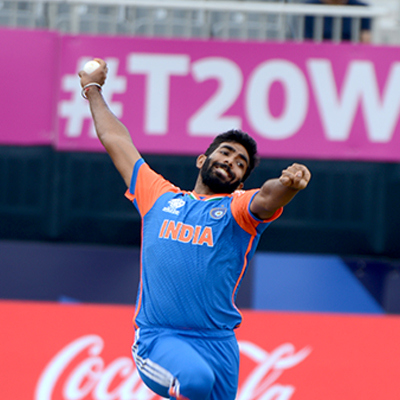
[1,300,400,399]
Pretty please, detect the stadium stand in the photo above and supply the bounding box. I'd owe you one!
[0,0,396,44]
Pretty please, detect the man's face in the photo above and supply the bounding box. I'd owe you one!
[200,142,250,194]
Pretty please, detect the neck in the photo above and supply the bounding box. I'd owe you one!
[193,175,242,196]
[193,176,217,196]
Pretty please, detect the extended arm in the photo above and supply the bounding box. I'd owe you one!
[79,59,140,188]
[250,163,311,220]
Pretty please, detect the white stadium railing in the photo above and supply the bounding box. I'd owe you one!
[0,0,392,43]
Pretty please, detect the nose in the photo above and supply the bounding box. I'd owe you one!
[223,157,234,167]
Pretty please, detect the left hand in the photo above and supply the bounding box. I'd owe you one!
[279,163,311,190]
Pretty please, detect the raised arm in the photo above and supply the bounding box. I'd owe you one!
[78,58,141,188]
[250,163,311,220]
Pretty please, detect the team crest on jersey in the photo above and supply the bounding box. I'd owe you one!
[162,198,186,215]
[210,207,227,220]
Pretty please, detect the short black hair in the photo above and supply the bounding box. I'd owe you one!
[204,129,259,182]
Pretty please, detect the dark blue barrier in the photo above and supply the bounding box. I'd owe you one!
[0,146,398,257]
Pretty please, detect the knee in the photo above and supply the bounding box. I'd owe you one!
[174,366,215,400]
[189,367,215,398]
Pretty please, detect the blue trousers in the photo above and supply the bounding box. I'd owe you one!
[132,327,239,400]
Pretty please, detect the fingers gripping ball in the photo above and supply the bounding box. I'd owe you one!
[279,163,311,190]
[80,59,105,99]
[83,60,101,74]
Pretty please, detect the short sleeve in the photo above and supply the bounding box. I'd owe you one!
[231,189,283,235]
[125,159,180,217]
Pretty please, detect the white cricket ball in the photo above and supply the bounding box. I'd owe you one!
[83,60,100,74]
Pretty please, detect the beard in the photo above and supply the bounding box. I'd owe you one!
[200,156,241,194]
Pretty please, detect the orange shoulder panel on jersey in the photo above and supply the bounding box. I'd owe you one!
[125,162,180,217]
[231,189,283,235]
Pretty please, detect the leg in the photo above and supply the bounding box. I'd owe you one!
[133,331,215,400]
[194,334,240,400]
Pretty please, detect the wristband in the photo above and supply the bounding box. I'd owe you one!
[81,83,102,100]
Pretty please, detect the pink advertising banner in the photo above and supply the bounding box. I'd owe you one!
[0,29,58,145]
[56,35,400,161]
[4,28,400,161]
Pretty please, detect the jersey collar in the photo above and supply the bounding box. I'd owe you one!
[189,191,231,201]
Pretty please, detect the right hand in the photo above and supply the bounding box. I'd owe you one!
[78,58,108,88]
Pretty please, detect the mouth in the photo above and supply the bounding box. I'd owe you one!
[213,164,232,180]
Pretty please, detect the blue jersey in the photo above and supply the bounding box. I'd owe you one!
[126,159,282,331]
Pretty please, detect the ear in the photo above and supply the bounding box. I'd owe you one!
[237,182,244,190]
[196,154,207,169]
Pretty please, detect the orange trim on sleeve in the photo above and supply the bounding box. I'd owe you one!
[125,189,135,202]
[264,206,283,222]
[131,163,181,217]
[231,189,260,235]
[231,189,283,235]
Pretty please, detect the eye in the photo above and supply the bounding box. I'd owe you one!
[237,161,245,168]
[220,150,229,156]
